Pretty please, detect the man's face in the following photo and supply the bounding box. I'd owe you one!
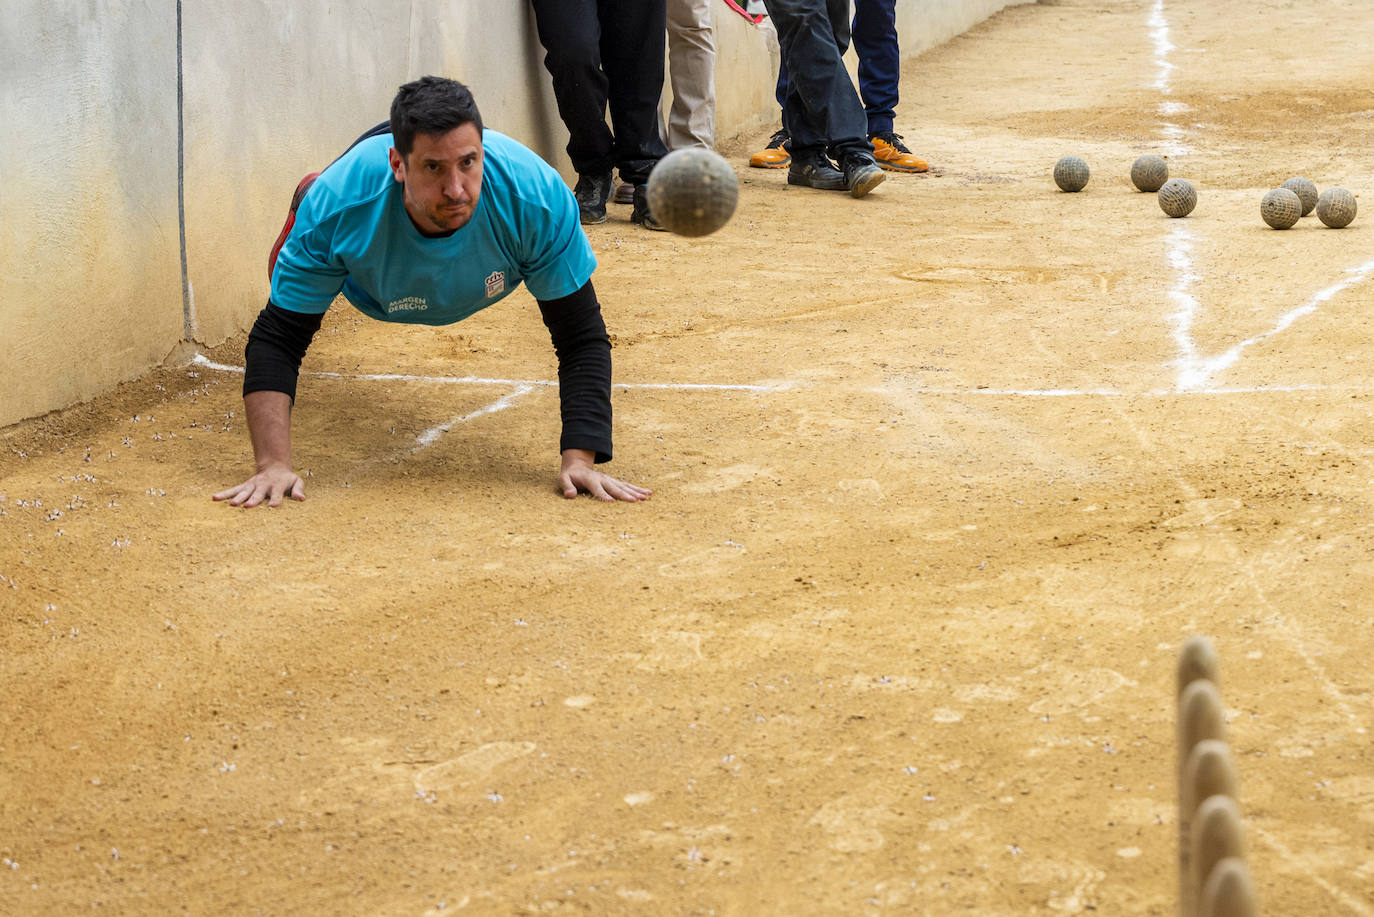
[389,123,484,234]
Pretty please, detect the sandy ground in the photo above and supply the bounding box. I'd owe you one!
[4,0,1374,913]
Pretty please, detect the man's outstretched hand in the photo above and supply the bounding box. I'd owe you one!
[559,449,651,502]
[213,465,305,508]
[213,451,648,506]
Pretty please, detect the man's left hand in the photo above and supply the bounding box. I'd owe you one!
[559,449,652,502]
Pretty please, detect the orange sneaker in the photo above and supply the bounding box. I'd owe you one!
[748,128,791,169]
[869,131,929,173]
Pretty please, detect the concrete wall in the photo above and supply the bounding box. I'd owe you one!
[710,4,786,145]
[0,0,183,426]
[891,0,1020,60]
[0,0,1028,429]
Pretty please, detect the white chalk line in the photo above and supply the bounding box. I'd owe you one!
[1149,1,1192,157]
[1170,254,1374,392]
[1106,160,1374,737]
[196,355,1374,404]
[894,384,1372,398]
[1181,259,1374,391]
[1149,209,1374,750]
[190,353,788,451]
[190,354,786,392]
[1252,826,1374,916]
[198,353,1374,404]
[1145,7,1374,394]
[1234,550,1371,731]
[1165,222,1203,385]
[415,385,531,449]
[1148,0,1174,95]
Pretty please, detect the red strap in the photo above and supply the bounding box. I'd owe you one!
[721,0,764,25]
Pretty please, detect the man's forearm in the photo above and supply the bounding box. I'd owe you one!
[240,301,323,472]
[537,281,614,462]
[244,390,295,471]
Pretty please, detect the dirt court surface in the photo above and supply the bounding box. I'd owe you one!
[4,0,1374,913]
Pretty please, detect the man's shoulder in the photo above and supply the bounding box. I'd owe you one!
[482,129,549,172]
[482,131,568,196]
[307,135,396,221]
[480,130,576,231]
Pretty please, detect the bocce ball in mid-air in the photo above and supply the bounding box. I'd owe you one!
[646,149,739,237]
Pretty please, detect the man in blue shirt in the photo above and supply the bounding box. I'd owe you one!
[214,76,651,507]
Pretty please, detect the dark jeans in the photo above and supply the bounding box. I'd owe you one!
[776,0,899,135]
[761,0,869,160]
[530,0,669,185]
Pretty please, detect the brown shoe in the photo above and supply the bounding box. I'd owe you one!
[613,181,636,205]
[869,131,929,173]
[749,128,791,169]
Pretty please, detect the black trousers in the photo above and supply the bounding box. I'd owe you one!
[761,0,870,160]
[776,0,901,135]
[530,0,669,185]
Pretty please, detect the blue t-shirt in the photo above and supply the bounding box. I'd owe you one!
[270,129,596,324]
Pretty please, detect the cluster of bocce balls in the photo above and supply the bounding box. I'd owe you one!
[1051,155,1357,229]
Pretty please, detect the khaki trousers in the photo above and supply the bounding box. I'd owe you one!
[666,0,716,150]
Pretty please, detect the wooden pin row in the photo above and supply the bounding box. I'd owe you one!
[1176,636,1258,917]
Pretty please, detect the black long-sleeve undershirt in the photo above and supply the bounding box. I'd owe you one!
[243,304,323,401]
[536,281,613,462]
[242,279,613,462]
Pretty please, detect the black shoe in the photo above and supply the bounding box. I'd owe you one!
[840,152,885,198]
[787,150,847,191]
[631,184,666,231]
[574,171,613,224]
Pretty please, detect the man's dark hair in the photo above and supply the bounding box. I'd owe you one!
[390,76,484,156]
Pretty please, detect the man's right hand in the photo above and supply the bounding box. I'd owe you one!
[214,390,301,508]
[213,465,305,508]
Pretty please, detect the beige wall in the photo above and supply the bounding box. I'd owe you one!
[892,0,1020,58]
[0,0,184,426]
[0,0,1027,429]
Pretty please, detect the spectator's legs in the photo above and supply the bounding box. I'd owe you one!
[760,0,869,162]
[666,0,716,150]
[852,0,927,172]
[530,0,615,178]
[851,0,899,136]
[598,0,669,185]
[747,39,789,169]
[775,56,789,112]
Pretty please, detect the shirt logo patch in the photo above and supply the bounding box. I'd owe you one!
[387,296,428,314]
[485,270,506,298]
